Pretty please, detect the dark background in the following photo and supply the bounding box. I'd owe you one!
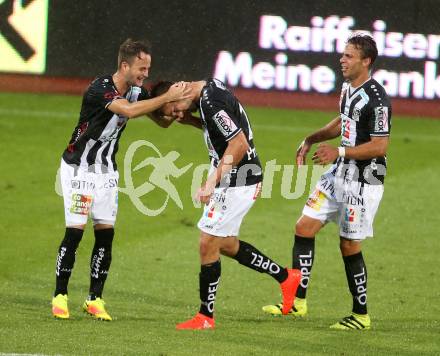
[1,0,433,103]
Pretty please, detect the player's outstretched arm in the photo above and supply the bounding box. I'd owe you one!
[107,82,190,119]
[296,116,341,165]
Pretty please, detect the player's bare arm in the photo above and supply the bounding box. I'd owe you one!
[108,82,190,118]
[196,131,249,204]
[296,116,341,165]
[312,136,389,165]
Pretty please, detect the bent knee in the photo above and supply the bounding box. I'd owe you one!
[339,238,361,256]
[295,216,322,237]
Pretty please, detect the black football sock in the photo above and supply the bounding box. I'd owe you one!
[292,235,315,298]
[343,251,368,315]
[233,240,288,283]
[88,228,114,300]
[54,228,84,296]
[199,260,221,318]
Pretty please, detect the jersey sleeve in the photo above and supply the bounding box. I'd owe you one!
[210,107,242,141]
[202,87,242,141]
[369,95,392,137]
[85,78,124,109]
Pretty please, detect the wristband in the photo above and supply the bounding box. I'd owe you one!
[338,147,346,157]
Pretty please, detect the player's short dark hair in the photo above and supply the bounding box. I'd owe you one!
[150,81,174,98]
[347,33,378,68]
[118,38,151,67]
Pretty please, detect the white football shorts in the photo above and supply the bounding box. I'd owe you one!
[60,159,119,226]
[197,183,261,237]
[302,165,384,240]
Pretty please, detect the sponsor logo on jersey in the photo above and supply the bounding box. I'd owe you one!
[343,193,364,206]
[206,205,215,218]
[71,180,95,190]
[70,193,92,215]
[67,122,89,152]
[374,106,389,133]
[306,189,326,211]
[342,119,350,139]
[344,207,355,222]
[213,110,238,137]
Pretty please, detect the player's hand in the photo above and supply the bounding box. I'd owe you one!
[166,81,191,102]
[296,138,312,165]
[195,180,215,205]
[312,143,338,165]
[194,177,215,205]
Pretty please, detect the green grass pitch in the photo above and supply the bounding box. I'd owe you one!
[0,92,439,355]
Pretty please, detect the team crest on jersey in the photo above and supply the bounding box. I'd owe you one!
[213,78,227,90]
[374,107,389,133]
[213,110,238,137]
[352,108,361,121]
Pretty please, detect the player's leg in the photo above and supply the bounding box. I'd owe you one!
[292,215,322,315]
[54,224,86,294]
[329,238,370,330]
[83,172,118,321]
[82,223,114,321]
[52,225,85,319]
[262,215,322,316]
[330,183,383,330]
[176,231,220,330]
[340,239,367,321]
[294,215,323,298]
[220,236,288,283]
[263,174,338,317]
[88,223,114,301]
[52,160,91,319]
[205,184,293,286]
[220,236,301,315]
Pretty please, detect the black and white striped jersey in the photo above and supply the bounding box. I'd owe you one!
[198,78,262,187]
[337,77,392,184]
[62,75,149,173]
